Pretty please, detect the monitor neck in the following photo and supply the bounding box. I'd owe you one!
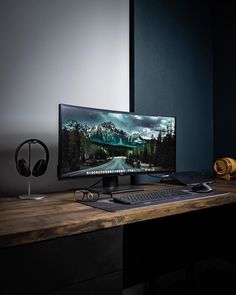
[102,176,119,191]
[94,175,142,194]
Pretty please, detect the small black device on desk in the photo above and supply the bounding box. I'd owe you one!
[169,171,215,186]
[169,171,215,194]
[160,171,215,193]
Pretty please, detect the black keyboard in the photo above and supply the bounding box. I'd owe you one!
[112,188,192,205]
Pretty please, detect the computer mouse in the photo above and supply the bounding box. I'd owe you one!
[191,183,213,193]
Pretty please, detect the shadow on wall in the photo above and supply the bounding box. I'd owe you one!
[0,0,129,196]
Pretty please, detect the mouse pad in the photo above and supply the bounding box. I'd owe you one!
[79,191,230,212]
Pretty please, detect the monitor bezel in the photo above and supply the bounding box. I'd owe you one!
[58,103,176,180]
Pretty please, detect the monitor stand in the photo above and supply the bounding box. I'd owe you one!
[89,176,143,195]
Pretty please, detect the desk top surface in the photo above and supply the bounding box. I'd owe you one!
[1,180,236,248]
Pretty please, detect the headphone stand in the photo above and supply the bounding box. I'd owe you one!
[18,179,46,200]
[15,139,49,200]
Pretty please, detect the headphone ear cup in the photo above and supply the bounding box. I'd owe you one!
[32,159,47,177]
[17,159,31,177]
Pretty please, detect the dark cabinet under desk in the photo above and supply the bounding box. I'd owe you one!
[46,272,122,295]
[123,203,236,289]
[0,226,123,295]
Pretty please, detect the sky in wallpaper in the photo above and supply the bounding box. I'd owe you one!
[61,105,175,139]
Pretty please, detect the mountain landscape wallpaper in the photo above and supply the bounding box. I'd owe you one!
[60,105,176,177]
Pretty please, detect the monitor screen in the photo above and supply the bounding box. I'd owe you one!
[58,104,176,180]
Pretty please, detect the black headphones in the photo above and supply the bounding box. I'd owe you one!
[15,139,49,177]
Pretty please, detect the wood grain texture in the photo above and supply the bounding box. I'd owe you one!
[1,180,236,248]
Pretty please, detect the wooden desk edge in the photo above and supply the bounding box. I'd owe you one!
[1,183,236,248]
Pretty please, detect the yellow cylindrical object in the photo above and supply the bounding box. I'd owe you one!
[214,157,236,180]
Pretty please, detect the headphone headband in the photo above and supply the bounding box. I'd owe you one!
[15,139,49,167]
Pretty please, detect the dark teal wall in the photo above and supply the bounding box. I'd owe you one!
[213,2,236,160]
[134,0,213,175]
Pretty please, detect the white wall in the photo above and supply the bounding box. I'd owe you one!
[0,0,129,196]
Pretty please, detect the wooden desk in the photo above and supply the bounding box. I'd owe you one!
[0,181,236,294]
[1,181,236,248]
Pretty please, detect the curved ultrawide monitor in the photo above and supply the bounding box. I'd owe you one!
[58,104,176,179]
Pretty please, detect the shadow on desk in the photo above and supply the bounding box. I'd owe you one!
[123,203,236,295]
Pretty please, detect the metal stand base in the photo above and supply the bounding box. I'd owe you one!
[18,194,46,200]
[18,180,46,200]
